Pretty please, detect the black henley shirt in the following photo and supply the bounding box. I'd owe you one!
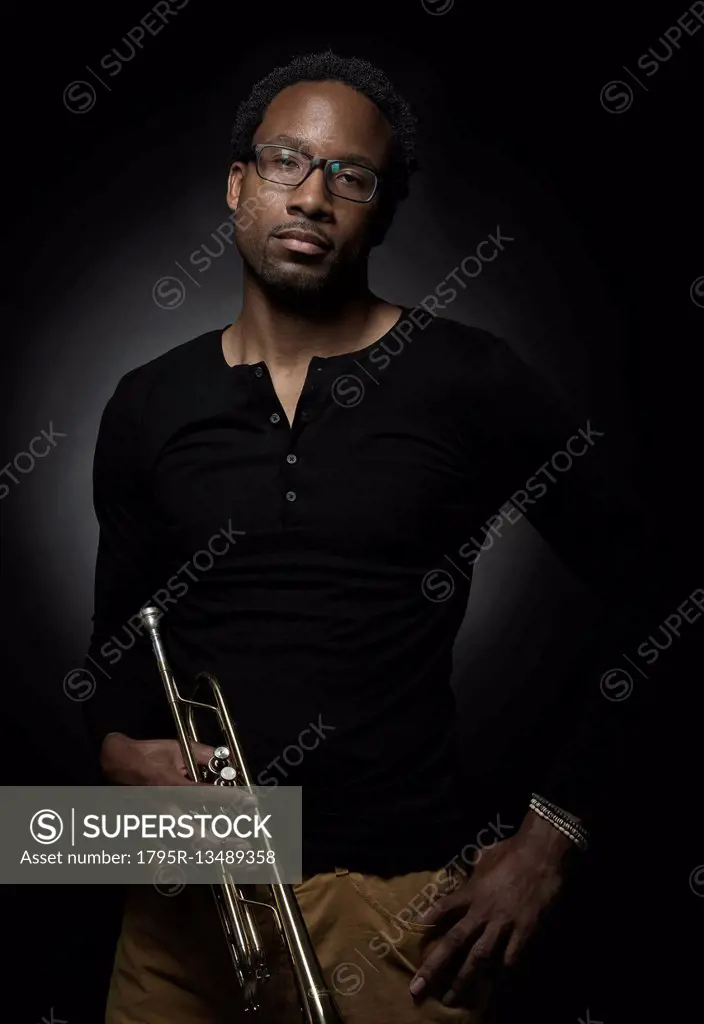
[82,306,662,875]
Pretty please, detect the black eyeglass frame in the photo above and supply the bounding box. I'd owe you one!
[250,143,381,203]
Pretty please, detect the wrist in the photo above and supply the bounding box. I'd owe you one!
[517,808,579,866]
[99,732,132,772]
[102,731,131,750]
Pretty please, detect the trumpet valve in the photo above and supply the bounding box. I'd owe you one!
[208,748,231,775]
[215,765,238,786]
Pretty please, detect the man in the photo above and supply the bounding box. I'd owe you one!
[84,50,662,1024]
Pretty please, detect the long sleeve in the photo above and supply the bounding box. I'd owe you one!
[82,370,167,766]
[477,336,678,834]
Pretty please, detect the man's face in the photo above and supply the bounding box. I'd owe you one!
[227,80,393,302]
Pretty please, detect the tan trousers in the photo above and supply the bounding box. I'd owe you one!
[105,865,489,1024]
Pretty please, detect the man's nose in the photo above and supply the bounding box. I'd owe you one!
[285,168,333,218]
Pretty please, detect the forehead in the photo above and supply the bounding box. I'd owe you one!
[254,80,393,165]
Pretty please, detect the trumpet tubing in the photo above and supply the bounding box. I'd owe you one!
[139,605,343,1023]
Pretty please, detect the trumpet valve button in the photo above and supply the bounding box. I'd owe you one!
[214,746,230,761]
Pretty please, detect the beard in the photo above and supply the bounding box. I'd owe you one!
[236,230,368,314]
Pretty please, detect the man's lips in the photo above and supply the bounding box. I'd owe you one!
[273,230,332,255]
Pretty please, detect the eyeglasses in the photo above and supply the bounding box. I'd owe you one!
[252,143,380,203]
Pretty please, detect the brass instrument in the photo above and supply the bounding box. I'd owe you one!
[139,605,343,1023]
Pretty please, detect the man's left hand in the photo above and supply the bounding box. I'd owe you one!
[409,811,577,1007]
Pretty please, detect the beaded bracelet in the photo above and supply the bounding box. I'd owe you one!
[532,793,585,826]
[529,794,589,851]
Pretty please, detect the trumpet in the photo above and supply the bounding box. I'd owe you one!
[139,605,343,1023]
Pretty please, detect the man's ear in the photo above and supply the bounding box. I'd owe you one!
[227,162,244,212]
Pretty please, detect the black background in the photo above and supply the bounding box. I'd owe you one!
[2,1,702,1021]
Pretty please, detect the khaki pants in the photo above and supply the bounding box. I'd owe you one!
[106,865,489,1023]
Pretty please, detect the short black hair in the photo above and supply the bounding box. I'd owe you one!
[230,49,419,235]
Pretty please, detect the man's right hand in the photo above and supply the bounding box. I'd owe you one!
[100,732,216,785]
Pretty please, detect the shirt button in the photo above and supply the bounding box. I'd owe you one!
[300,410,309,421]
[269,412,280,424]
[285,490,296,502]
[254,366,263,378]
[286,453,297,464]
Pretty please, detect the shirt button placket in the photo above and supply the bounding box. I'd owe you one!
[285,450,298,504]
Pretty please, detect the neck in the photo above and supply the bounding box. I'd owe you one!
[222,271,398,371]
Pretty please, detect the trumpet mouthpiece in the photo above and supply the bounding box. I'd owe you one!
[139,605,162,632]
